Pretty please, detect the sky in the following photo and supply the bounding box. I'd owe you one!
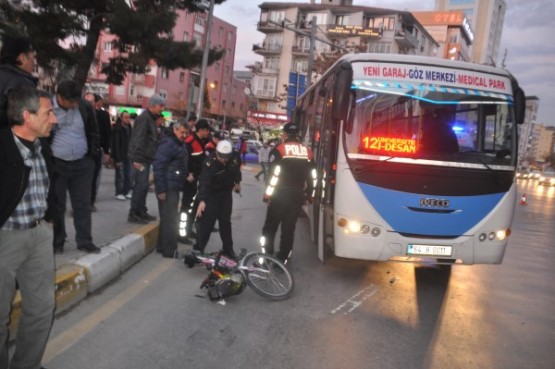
[213,0,555,125]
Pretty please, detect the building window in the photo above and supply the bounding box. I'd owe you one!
[254,76,276,97]
[159,91,167,99]
[228,32,233,41]
[269,11,285,23]
[103,42,113,51]
[115,85,125,96]
[222,100,226,108]
[183,32,189,42]
[368,41,391,54]
[180,72,185,82]
[335,15,350,26]
[161,68,169,79]
[130,86,134,96]
[193,32,203,47]
[225,65,230,75]
[179,92,183,101]
[231,101,235,109]
[219,27,224,36]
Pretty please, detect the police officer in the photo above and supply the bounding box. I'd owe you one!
[259,122,316,264]
[178,119,212,243]
[195,140,242,258]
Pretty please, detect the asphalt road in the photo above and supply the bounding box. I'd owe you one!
[43,176,555,369]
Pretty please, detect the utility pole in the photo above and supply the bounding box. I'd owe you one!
[306,16,317,88]
[196,0,215,118]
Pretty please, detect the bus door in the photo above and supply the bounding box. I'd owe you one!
[310,77,337,262]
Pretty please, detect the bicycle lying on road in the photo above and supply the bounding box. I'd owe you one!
[183,249,294,301]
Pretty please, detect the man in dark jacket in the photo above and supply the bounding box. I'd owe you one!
[0,35,38,127]
[111,110,133,200]
[51,80,101,254]
[195,140,242,259]
[127,94,166,223]
[90,94,112,210]
[0,86,58,369]
[153,123,188,258]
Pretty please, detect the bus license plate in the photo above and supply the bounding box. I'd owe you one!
[407,244,452,257]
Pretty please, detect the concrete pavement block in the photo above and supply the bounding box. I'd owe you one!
[134,223,159,254]
[55,264,88,313]
[75,247,120,293]
[110,233,144,272]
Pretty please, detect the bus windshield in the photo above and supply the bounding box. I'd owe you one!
[344,80,516,168]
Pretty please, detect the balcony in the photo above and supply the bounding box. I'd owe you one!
[254,89,277,100]
[252,43,283,55]
[257,21,284,33]
[292,45,310,56]
[394,30,418,49]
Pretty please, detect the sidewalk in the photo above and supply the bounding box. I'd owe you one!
[9,163,260,336]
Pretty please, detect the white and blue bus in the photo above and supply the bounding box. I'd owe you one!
[293,54,525,265]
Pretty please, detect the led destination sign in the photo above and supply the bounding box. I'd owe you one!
[362,136,417,154]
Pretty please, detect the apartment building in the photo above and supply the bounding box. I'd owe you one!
[86,10,247,124]
[435,0,506,65]
[252,0,439,118]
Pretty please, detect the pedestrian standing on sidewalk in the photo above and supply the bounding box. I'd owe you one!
[127,94,165,224]
[153,122,188,258]
[111,110,133,200]
[0,87,58,369]
[90,94,112,211]
[51,80,101,254]
[195,140,242,259]
[0,35,37,128]
[259,122,315,264]
[254,140,271,182]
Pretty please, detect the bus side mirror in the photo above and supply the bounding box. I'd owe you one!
[332,62,353,121]
[514,87,525,124]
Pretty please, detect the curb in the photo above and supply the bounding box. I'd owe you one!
[9,223,159,338]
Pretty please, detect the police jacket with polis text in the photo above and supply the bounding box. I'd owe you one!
[197,149,241,202]
[184,133,209,178]
[267,138,314,198]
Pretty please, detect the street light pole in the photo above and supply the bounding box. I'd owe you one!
[196,0,215,118]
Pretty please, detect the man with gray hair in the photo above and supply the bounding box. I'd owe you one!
[0,86,58,369]
[127,93,166,223]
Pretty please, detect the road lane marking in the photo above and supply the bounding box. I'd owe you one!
[43,259,174,363]
[330,284,379,315]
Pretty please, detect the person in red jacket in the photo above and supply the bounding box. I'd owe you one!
[178,119,213,244]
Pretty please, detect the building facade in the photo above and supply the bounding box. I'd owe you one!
[86,10,248,124]
[435,0,506,65]
[252,0,439,119]
[412,10,475,61]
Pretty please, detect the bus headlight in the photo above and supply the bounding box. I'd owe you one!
[479,229,510,242]
[337,217,379,236]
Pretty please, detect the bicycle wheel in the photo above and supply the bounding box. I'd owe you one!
[241,253,294,300]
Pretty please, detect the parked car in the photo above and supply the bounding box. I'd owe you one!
[231,138,261,163]
[538,172,555,186]
[529,170,542,180]
[516,169,531,180]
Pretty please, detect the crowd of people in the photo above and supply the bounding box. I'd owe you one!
[0,35,315,369]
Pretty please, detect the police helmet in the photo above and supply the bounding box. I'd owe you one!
[216,140,233,160]
[283,122,299,135]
